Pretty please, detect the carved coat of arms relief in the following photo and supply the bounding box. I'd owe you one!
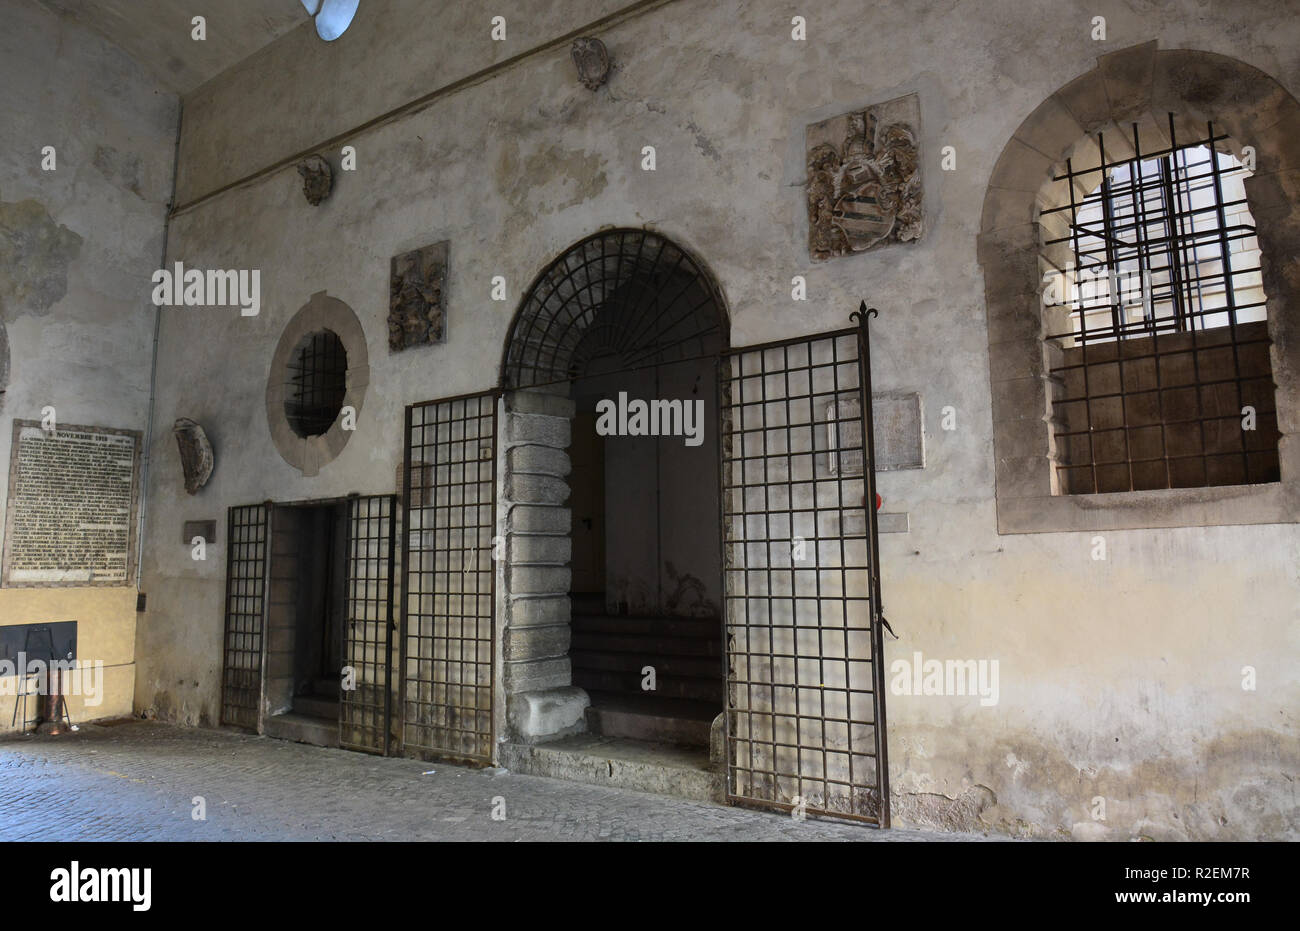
[806,95,923,260]
[388,240,449,352]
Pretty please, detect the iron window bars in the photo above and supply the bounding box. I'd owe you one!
[1040,116,1278,494]
[285,329,349,437]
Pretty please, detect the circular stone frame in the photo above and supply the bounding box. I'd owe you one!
[266,290,369,476]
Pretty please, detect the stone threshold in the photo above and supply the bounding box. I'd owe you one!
[499,735,724,804]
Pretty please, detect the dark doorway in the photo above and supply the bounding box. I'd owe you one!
[499,229,731,754]
[263,500,349,747]
[568,356,724,747]
[292,502,348,712]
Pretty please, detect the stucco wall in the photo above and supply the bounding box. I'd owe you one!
[0,0,177,730]
[140,0,1299,838]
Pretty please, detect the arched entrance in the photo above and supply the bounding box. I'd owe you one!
[497,229,730,750]
[398,229,889,823]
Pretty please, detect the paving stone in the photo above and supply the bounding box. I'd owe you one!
[0,722,993,842]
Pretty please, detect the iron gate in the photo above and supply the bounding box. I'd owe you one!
[400,390,499,763]
[339,494,397,754]
[220,503,270,729]
[717,310,890,825]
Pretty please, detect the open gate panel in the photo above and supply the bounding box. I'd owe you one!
[718,320,890,825]
[220,503,269,730]
[340,494,397,755]
[399,390,498,764]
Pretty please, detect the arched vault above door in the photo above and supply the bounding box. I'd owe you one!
[501,229,729,390]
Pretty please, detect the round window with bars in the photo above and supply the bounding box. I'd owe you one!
[266,291,369,476]
[285,329,348,437]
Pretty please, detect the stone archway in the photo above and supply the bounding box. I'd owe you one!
[495,229,730,742]
[978,41,1300,533]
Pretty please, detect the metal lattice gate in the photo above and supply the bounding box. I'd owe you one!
[340,494,397,754]
[718,312,890,825]
[400,390,498,763]
[221,503,270,729]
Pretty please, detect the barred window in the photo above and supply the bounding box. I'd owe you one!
[1041,118,1279,494]
[285,329,348,438]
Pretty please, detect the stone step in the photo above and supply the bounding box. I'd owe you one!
[499,735,723,804]
[292,695,338,720]
[584,693,718,747]
[573,667,723,703]
[570,649,722,680]
[570,631,722,658]
[571,614,720,639]
[264,712,338,748]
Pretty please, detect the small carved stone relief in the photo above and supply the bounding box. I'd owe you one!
[297,155,333,206]
[172,418,214,494]
[388,241,448,352]
[571,37,611,91]
[806,94,922,260]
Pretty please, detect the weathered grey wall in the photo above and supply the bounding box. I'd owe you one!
[36,0,309,94]
[0,0,177,727]
[173,0,634,206]
[139,0,1300,838]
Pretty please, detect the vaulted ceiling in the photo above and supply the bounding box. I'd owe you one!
[36,0,309,94]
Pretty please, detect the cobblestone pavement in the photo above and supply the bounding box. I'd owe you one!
[0,721,987,841]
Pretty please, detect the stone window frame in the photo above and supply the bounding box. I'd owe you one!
[266,291,369,477]
[979,42,1300,533]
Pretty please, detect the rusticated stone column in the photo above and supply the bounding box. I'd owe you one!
[498,385,588,740]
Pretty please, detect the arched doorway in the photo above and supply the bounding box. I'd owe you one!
[498,229,730,750]
[399,229,889,823]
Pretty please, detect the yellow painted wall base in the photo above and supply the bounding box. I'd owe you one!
[0,588,137,734]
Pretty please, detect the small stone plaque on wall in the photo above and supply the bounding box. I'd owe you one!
[806,93,922,261]
[873,392,926,471]
[389,240,448,352]
[821,392,925,476]
[2,421,141,586]
[182,520,217,545]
